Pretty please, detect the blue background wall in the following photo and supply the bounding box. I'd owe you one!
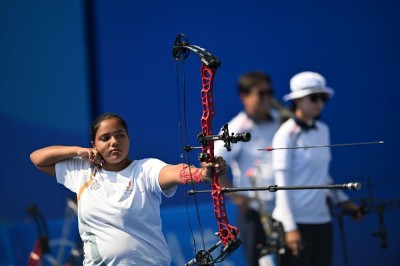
[1,0,399,265]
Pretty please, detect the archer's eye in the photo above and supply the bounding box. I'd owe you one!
[117,133,126,138]
[99,135,110,141]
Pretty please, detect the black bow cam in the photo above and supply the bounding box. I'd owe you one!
[185,238,241,266]
[173,33,221,69]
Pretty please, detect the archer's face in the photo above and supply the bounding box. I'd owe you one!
[241,82,273,120]
[295,93,327,120]
[92,118,130,170]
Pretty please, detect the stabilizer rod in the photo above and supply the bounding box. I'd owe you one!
[188,182,361,195]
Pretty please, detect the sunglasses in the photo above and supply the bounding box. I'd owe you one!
[309,93,329,103]
[256,89,274,98]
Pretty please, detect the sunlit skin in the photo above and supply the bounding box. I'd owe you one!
[91,118,132,171]
[293,94,326,123]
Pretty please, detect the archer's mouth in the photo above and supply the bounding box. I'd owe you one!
[110,149,122,154]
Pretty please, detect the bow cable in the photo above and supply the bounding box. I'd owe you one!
[174,52,208,254]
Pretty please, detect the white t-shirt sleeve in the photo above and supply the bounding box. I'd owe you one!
[273,170,297,232]
[55,157,89,193]
[142,158,177,198]
[271,121,298,231]
[271,123,296,172]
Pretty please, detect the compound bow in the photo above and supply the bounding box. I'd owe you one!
[173,33,251,265]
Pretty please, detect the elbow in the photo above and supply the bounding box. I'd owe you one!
[30,151,37,165]
[30,150,45,167]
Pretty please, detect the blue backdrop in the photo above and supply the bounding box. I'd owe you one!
[1,0,399,265]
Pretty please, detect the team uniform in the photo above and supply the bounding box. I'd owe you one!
[214,110,280,265]
[272,117,348,266]
[56,157,176,265]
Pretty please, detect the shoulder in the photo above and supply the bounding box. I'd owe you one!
[315,120,330,133]
[273,118,300,143]
[276,118,298,134]
[134,158,168,171]
[226,111,254,131]
[57,156,89,169]
[316,120,329,129]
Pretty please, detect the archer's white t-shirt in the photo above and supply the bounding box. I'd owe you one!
[56,157,176,265]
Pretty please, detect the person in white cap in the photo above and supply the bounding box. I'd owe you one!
[271,71,361,266]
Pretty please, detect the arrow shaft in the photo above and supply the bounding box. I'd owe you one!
[259,141,384,151]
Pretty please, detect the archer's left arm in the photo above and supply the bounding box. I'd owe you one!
[158,157,227,190]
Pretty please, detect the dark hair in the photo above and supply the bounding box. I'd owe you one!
[237,71,272,95]
[90,112,129,142]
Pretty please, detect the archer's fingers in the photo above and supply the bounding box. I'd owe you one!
[213,156,227,174]
[287,240,302,256]
[214,156,226,165]
[90,150,104,165]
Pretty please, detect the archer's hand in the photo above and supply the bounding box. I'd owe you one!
[201,156,227,182]
[77,148,104,165]
[341,201,363,221]
[285,230,302,256]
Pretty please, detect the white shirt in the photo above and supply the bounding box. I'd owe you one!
[56,157,176,265]
[271,118,348,232]
[214,110,280,212]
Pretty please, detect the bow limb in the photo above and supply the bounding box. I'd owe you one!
[200,64,239,246]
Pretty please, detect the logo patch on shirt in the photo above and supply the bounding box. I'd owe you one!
[90,180,100,191]
[123,180,133,194]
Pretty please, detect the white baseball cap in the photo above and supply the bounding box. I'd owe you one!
[283,71,334,101]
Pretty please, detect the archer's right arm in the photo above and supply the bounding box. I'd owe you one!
[30,146,94,176]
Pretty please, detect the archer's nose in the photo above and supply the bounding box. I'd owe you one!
[111,137,120,147]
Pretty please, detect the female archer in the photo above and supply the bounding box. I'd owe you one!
[30,112,227,265]
[271,71,361,266]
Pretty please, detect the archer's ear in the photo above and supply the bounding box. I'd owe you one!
[91,141,95,148]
